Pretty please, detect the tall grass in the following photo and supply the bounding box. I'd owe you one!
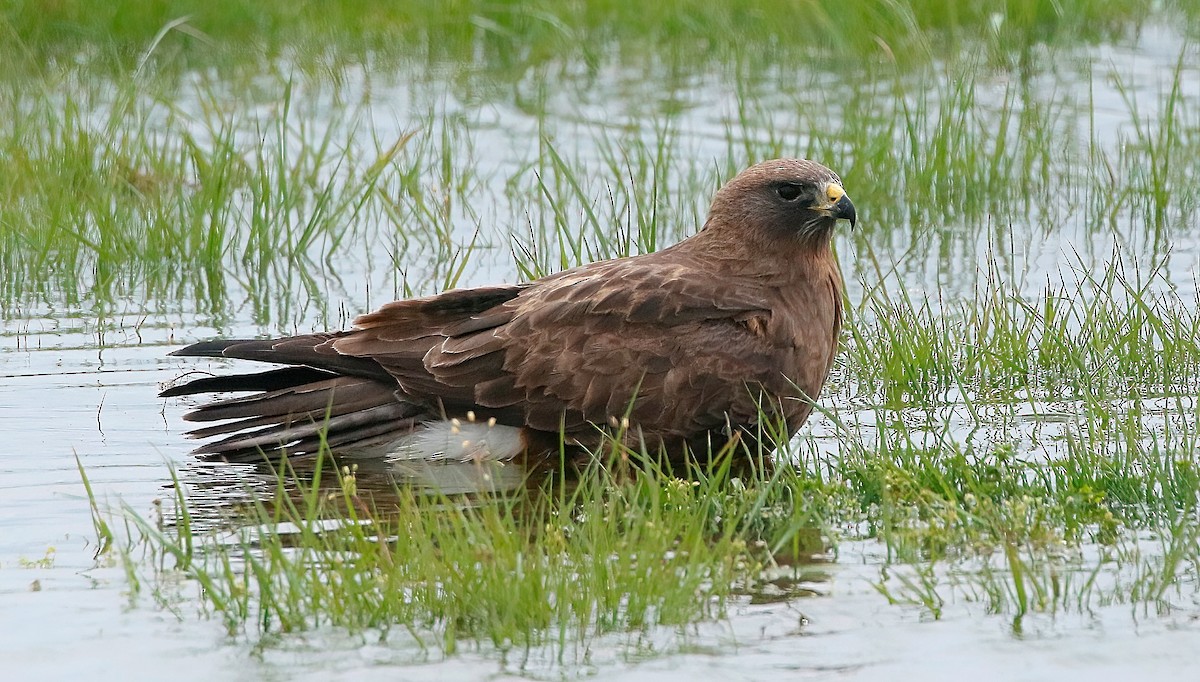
[4,1,1196,326]
[85,447,831,657]
[0,0,1165,77]
[9,0,1198,658]
[844,250,1200,407]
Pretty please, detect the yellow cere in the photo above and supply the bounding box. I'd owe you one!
[826,183,846,205]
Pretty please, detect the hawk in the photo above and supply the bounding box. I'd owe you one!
[162,159,856,467]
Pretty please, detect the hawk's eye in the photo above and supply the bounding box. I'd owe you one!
[776,183,803,201]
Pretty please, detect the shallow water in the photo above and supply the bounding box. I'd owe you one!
[3,16,1200,681]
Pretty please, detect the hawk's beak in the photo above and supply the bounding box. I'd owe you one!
[824,184,857,229]
[832,194,856,229]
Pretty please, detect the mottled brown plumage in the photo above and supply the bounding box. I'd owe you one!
[162,158,856,466]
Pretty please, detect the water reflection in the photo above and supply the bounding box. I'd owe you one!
[171,451,835,608]
[174,455,546,530]
[5,6,1200,678]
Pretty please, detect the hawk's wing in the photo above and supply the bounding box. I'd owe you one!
[331,255,796,442]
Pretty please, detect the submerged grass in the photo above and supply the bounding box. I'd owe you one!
[8,0,1200,665]
[6,3,1197,320]
[84,448,831,657]
[81,241,1200,650]
[83,342,1200,656]
[846,249,1200,407]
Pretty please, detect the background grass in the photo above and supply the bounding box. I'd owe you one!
[4,0,1178,75]
[4,0,1199,666]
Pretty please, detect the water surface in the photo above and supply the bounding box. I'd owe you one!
[3,13,1199,680]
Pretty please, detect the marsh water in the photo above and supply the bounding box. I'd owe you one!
[3,12,1200,681]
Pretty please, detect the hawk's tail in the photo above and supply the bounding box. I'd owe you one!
[161,341,420,463]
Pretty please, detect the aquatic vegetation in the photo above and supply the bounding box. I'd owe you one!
[4,0,1200,674]
[83,451,831,655]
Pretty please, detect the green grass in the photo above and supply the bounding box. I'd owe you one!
[4,0,1198,668]
[6,8,1197,321]
[83,359,1200,656]
[84,448,832,656]
[844,251,1200,407]
[0,0,1172,78]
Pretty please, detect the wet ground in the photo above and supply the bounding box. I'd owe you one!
[3,17,1200,681]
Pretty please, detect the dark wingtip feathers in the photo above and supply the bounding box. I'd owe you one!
[168,339,254,358]
[159,366,340,398]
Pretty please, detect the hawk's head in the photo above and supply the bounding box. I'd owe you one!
[708,158,856,242]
